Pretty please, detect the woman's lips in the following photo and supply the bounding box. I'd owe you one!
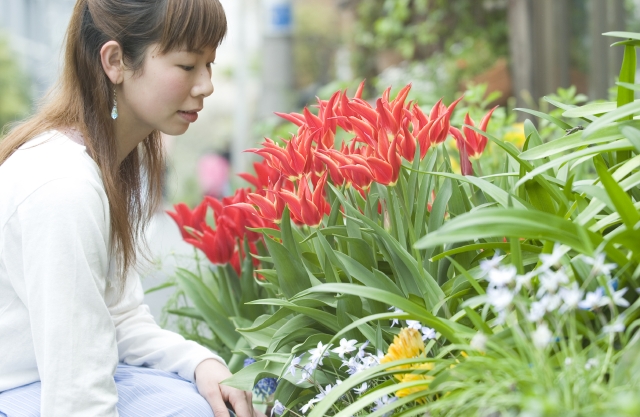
[178,110,199,123]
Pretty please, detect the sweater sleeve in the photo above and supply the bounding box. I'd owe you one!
[7,177,119,417]
[108,271,227,382]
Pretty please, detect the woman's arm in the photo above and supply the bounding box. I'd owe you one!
[106,237,267,417]
[4,177,119,417]
[107,274,226,382]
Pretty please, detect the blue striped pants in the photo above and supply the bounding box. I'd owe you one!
[0,364,218,417]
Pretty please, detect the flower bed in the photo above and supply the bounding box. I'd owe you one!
[165,31,640,417]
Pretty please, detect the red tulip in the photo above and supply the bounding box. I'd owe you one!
[204,189,269,242]
[278,172,329,227]
[233,177,292,226]
[246,188,284,225]
[348,100,378,126]
[315,151,346,186]
[376,98,398,135]
[166,201,208,240]
[390,84,412,126]
[185,224,235,265]
[248,134,313,181]
[408,96,462,160]
[449,127,473,176]
[238,159,281,192]
[430,96,463,145]
[462,106,498,158]
[274,111,305,127]
[339,162,374,191]
[399,119,417,162]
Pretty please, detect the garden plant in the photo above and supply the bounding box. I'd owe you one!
[163,31,640,416]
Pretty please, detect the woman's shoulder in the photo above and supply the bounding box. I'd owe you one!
[0,130,106,221]
[3,130,99,177]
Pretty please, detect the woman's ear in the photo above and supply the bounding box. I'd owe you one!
[100,41,124,84]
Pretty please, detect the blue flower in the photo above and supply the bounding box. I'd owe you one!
[244,357,257,367]
[254,377,279,399]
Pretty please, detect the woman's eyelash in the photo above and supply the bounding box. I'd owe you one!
[181,63,214,71]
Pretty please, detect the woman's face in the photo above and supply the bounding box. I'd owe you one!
[118,44,217,137]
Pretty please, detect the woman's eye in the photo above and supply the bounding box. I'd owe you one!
[181,65,195,71]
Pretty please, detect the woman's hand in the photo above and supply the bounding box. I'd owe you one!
[195,359,267,417]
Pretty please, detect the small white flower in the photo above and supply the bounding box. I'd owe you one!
[532,322,552,349]
[331,338,358,359]
[421,326,436,341]
[271,400,286,416]
[487,286,514,311]
[537,269,569,295]
[470,332,488,352]
[317,384,332,399]
[527,300,547,322]
[603,316,626,334]
[585,358,599,370]
[300,396,320,414]
[353,382,368,394]
[287,354,304,377]
[488,264,517,287]
[389,308,404,327]
[406,320,423,330]
[361,355,379,369]
[341,356,364,375]
[372,395,398,415]
[559,282,583,313]
[539,243,565,270]
[308,342,332,366]
[610,287,630,308]
[564,357,572,366]
[540,293,562,313]
[356,341,370,359]
[578,288,609,310]
[479,252,504,276]
[583,253,617,277]
[298,362,315,383]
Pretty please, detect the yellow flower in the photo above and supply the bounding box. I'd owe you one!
[503,123,526,148]
[381,328,424,364]
[396,363,434,401]
[449,155,461,174]
[381,328,425,379]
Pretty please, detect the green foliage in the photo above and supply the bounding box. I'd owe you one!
[348,0,508,99]
[351,0,508,61]
[0,35,30,134]
[159,246,275,374]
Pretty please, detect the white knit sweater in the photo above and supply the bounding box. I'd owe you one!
[0,131,224,416]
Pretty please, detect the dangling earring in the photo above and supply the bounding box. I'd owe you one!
[111,87,118,120]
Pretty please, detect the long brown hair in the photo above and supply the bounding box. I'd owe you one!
[0,0,227,287]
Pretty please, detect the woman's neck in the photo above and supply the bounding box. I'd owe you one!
[59,127,86,146]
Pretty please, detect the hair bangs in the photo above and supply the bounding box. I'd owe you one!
[159,0,227,53]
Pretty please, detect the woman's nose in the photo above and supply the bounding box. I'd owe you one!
[193,69,214,98]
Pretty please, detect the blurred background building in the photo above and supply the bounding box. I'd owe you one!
[1,0,640,322]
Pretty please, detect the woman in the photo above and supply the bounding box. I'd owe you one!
[0,1,264,416]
